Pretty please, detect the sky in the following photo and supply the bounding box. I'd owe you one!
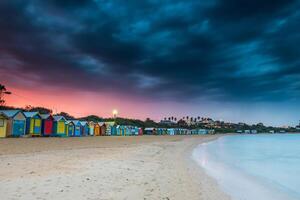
[0,0,299,126]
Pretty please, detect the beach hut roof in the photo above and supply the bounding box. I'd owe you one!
[40,113,53,120]
[98,122,105,126]
[72,120,81,125]
[80,121,88,126]
[23,111,40,118]
[0,110,24,118]
[66,120,75,125]
[53,115,66,121]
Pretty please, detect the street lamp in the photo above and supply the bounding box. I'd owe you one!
[112,109,118,118]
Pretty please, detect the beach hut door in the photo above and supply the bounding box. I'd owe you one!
[13,120,25,136]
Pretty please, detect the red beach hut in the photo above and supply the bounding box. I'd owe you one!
[41,114,54,136]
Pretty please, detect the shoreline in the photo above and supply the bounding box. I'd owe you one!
[0,135,230,200]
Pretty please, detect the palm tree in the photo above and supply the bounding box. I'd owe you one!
[0,84,11,106]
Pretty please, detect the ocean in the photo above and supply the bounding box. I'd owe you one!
[192,134,300,200]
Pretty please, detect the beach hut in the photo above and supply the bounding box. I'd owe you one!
[40,114,54,136]
[0,112,8,138]
[99,122,106,136]
[80,121,89,136]
[72,120,83,137]
[167,128,175,135]
[53,116,67,137]
[138,128,143,136]
[105,121,116,136]
[24,112,42,136]
[94,123,101,136]
[0,110,26,137]
[88,121,95,136]
[66,121,75,137]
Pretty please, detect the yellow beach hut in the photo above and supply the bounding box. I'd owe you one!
[0,112,8,138]
[94,122,101,136]
[53,116,67,137]
[24,112,42,136]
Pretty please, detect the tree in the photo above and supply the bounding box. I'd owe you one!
[0,84,11,106]
[25,106,52,114]
[56,112,75,120]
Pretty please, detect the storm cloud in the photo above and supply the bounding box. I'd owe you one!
[1,0,299,102]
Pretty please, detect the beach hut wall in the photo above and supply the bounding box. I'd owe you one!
[53,116,67,137]
[41,114,54,136]
[24,112,42,136]
[0,110,26,137]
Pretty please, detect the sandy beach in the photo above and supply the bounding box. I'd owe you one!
[0,135,230,200]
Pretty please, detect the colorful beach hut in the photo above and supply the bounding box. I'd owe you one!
[72,120,83,137]
[66,121,75,137]
[53,116,67,137]
[99,122,106,136]
[94,122,101,136]
[105,121,116,136]
[40,114,54,136]
[0,112,8,138]
[0,110,26,137]
[24,112,42,136]
[80,121,89,136]
[88,121,95,136]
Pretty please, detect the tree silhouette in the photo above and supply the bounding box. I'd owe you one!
[0,84,11,106]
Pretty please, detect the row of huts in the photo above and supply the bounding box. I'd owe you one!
[144,128,214,135]
[0,110,143,138]
[0,110,214,138]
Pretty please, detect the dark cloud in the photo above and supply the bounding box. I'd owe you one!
[0,0,299,102]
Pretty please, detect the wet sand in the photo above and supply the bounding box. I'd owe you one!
[0,135,230,200]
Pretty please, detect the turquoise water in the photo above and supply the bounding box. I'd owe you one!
[192,134,300,200]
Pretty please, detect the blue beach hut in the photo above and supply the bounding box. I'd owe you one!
[66,121,75,137]
[72,120,83,137]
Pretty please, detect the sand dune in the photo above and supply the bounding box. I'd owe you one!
[0,136,230,200]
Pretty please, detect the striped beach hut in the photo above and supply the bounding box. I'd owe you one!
[94,122,101,136]
[66,121,75,137]
[0,110,26,137]
[80,121,89,136]
[40,114,54,136]
[88,121,95,136]
[24,112,42,136]
[105,121,116,136]
[53,116,67,137]
[72,120,83,137]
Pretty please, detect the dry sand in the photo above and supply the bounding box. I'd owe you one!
[0,135,231,200]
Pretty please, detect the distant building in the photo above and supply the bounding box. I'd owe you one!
[159,120,176,126]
